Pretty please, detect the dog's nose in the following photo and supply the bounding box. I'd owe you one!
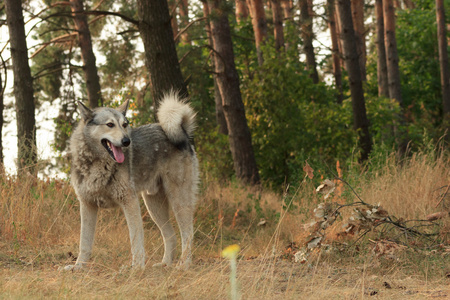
[122,137,131,147]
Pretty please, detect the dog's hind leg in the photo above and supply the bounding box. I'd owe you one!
[172,201,195,269]
[142,192,177,267]
[64,201,98,271]
[121,197,146,269]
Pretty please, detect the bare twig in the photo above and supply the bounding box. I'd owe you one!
[435,183,450,208]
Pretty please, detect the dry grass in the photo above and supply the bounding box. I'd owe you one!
[1,152,450,299]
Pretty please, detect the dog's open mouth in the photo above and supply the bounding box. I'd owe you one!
[101,139,125,163]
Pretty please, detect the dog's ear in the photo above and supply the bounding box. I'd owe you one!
[77,101,94,120]
[117,99,130,116]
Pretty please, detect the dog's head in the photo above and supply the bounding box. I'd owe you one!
[77,101,131,163]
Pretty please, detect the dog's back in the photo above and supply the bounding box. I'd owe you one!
[130,93,198,194]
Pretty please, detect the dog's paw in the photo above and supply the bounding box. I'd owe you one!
[59,264,84,272]
[175,261,191,271]
[152,262,171,268]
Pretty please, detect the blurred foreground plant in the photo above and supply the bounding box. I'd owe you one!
[222,244,240,300]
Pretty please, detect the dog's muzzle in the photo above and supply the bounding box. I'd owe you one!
[101,137,131,163]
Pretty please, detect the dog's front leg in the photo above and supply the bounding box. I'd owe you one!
[64,200,98,271]
[121,198,146,269]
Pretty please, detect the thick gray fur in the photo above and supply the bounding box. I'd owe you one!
[64,93,199,271]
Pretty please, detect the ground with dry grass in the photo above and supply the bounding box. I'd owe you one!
[1,152,449,299]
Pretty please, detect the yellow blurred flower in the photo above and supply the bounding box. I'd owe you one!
[222,244,240,259]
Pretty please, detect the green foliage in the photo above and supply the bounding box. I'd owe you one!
[241,50,355,185]
[366,0,447,149]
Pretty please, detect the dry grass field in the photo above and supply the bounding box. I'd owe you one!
[1,151,449,299]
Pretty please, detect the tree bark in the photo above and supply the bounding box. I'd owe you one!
[179,0,191,44]
[383,0,402,106]
[436,0,450,135]
[247,0,268,66]
[5,0,38,172]
[327,0,343,103]
[384,0,408,153]
[271,0,285,51]
[336,0,372,162]
[235,0,249,23]
[403,0,415,9]
[280,0,293,19]
[350,0,366,80]
[168,0,179,39]
[207,0,260,184]
[203,0,228,135]
[300,0,319,83]
[70,0,103,108]
[334,4,345,68]
[375,0,389,98]
[137,0,188,111]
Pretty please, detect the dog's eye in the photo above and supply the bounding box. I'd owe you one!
[123,123,128,128]
[106,123,115,128]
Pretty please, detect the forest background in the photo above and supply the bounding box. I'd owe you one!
[1,0,450,298]
[0,0,449,185]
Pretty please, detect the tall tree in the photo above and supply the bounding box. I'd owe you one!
[327,0,343,103]
[351,0,366,80]
[403,0,415,9]
[202,0,228,135]
[384,0,408,153]
[235,0,249,23]
[137,0,188,110]
[383,0,402,105]
[300,0,319,83]
[169,0,179,39]
[375,0,389,97]
[247,0,268,66]
[179,0,191,44]
[271,0,285,51]
[336,0,372,161]
[5,0,37,172]
[280,0,293,19]
[207,0,260,184]
[70,0,103,108]
[436,0,450,134]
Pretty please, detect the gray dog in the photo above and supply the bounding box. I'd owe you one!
[64,93,199,270]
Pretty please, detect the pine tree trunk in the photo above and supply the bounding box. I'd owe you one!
[168,0,179,39]
[383,0,402,105]
[280,0,293,18]
[207,0,260,184]
[203,0,228,135]
[350,0,366,80]
[137,0,188,111]
[271,0,285,51]
[300,0,319,83]
[403,0,415,9]
[248,0,268,66]
[436,0,450,134]
[70,0,103,108]
[334,6,345,68]
[375,0,389,97]
[336,0,372,162]
[5,0,37,173]
[235,0,249,23]
[327,0,343,103]
[384,0,408,153]
[179,0,191,44]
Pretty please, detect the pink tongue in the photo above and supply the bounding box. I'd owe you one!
[111,144,125,163]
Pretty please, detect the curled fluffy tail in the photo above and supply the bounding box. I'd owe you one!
[157,92,196,144]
